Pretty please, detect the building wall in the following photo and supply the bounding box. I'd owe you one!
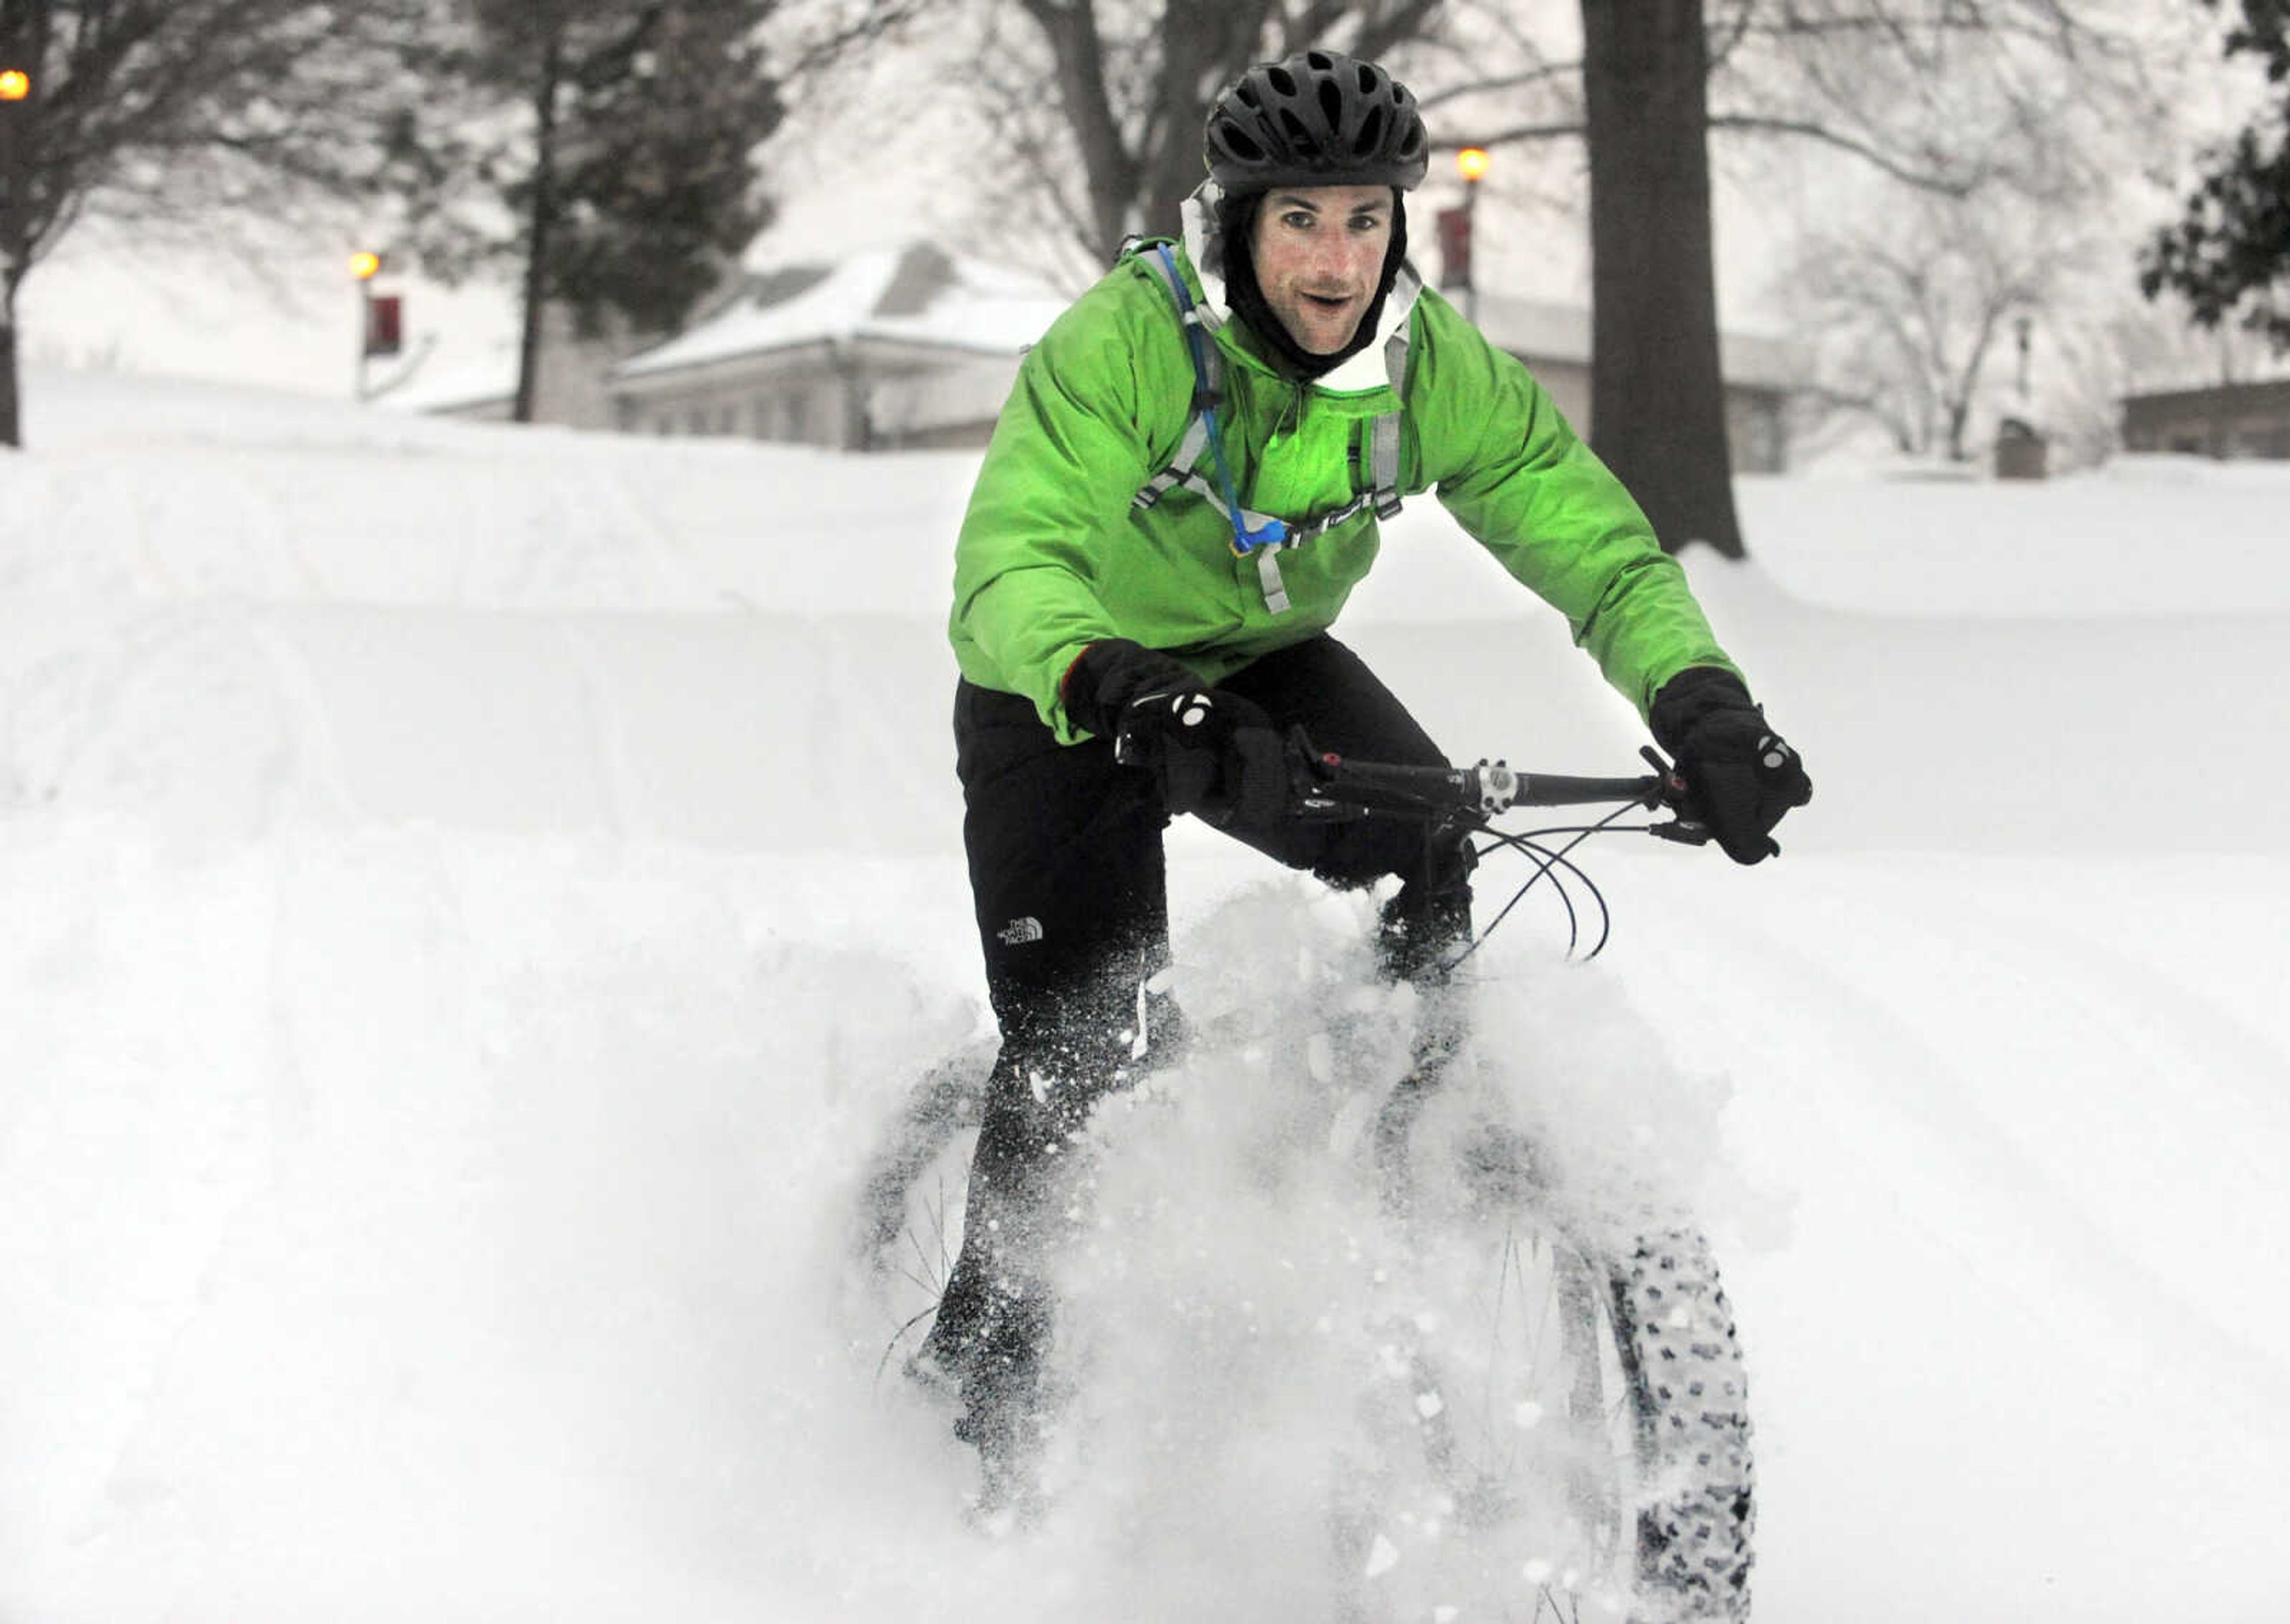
[2122,382,2290,459]
[1528,359,1592,434]
[1509,355,1789,475]
[617,348,1016,451]
[610,338,1787,469]
[1725,392,1790,476]
[410,304,660,429]
[620,355,861,447]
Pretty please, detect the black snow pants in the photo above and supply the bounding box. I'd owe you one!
[923,633,1474,1450]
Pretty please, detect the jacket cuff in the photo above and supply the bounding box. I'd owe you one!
[1063,638,1203,739]
[1061,639,1144,739]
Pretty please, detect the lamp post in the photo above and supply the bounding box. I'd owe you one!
[351,251,382,399]
[0,68,30,281]
[1435,147,1491,322]
[0,66,30,447]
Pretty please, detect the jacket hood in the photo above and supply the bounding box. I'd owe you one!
[1180,181,1422,395]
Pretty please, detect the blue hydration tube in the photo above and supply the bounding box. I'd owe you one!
[1155,246,1288,557]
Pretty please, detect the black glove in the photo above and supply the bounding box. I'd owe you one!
[1063,639,1286,828]
[1650,667,1812,865]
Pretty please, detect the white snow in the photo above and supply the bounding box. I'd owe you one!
[3,363,2288,1622]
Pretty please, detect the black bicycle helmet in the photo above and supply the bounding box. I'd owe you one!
[1205,49,1430,195]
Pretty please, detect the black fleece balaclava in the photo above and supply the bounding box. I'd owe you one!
[1216,188,1410,380]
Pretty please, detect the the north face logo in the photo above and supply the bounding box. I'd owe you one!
[997,916,1045,946]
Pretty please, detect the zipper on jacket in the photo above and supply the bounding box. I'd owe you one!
[1273,383,1304,441]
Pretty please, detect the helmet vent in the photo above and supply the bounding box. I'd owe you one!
[1316,78,1344,132]
[1357,105,1386,157]
[1221,122,1267,161]
[1267,66,1297,97]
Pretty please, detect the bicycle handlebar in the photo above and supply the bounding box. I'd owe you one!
[1286,729,1712,846]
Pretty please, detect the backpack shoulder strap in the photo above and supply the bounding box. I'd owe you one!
[1128,243,1222,511]
[1125,246,1280,557]
[1367,324,1411,519]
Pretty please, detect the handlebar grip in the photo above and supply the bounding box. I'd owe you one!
[1291,754,1478,819]
[1500,771,1662,809]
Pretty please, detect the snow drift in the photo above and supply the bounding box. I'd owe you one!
[3,367,2288,1623]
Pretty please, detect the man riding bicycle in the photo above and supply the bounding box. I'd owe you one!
[924,47,1812,1505]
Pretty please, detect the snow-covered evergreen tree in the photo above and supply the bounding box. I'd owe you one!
[395,0,787,420]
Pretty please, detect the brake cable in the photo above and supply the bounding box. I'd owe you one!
[1440,795,1653,972]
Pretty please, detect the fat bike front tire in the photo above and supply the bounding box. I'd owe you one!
[1354,1158,1754,1621]
[1610,1230,1755,1621]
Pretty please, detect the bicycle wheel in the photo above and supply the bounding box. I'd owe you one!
[1610,1230,1756,1622]
[852,1039,994,1377]
[1348,1126,1754,1622]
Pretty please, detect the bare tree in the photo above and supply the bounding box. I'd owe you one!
[1783,187,2097,462]
[782,0,2177,551]
[778,0,1450,267]
[1459,0,2175,550]
[970,0,1450,261]
[0,0,431,446]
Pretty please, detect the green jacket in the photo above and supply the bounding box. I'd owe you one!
[949,213,1738,745]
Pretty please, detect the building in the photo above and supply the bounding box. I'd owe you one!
[2121,379,2290,460]
[1470,295,1801,475]
[388,302,660,432]
[408,240,1801,470]
[608,244,1070,450]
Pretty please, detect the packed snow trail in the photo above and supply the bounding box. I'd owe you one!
[3,370,2289,1621]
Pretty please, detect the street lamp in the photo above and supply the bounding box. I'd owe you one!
[0,68,29,283]
[350,250,400,400]
[1439,146,1491,323]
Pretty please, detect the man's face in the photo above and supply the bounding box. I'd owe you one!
[1248,183,1395,356]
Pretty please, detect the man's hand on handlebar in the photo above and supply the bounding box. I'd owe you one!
[1064,639,1286,828]
[1650,667,1814,864]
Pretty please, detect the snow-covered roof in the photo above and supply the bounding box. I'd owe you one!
[1472,292,1805,395]
[614,243,1070,383]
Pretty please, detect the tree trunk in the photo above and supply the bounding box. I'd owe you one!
[513,32,564,426]
[1023,0,1135,259]
[1135,0,1264,243]
[0,277,20,450]
[1579,0,1743,558]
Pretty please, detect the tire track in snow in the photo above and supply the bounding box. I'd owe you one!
[1635,867,2290,1403]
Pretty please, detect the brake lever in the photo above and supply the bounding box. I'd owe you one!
[1636,745,1710,845]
